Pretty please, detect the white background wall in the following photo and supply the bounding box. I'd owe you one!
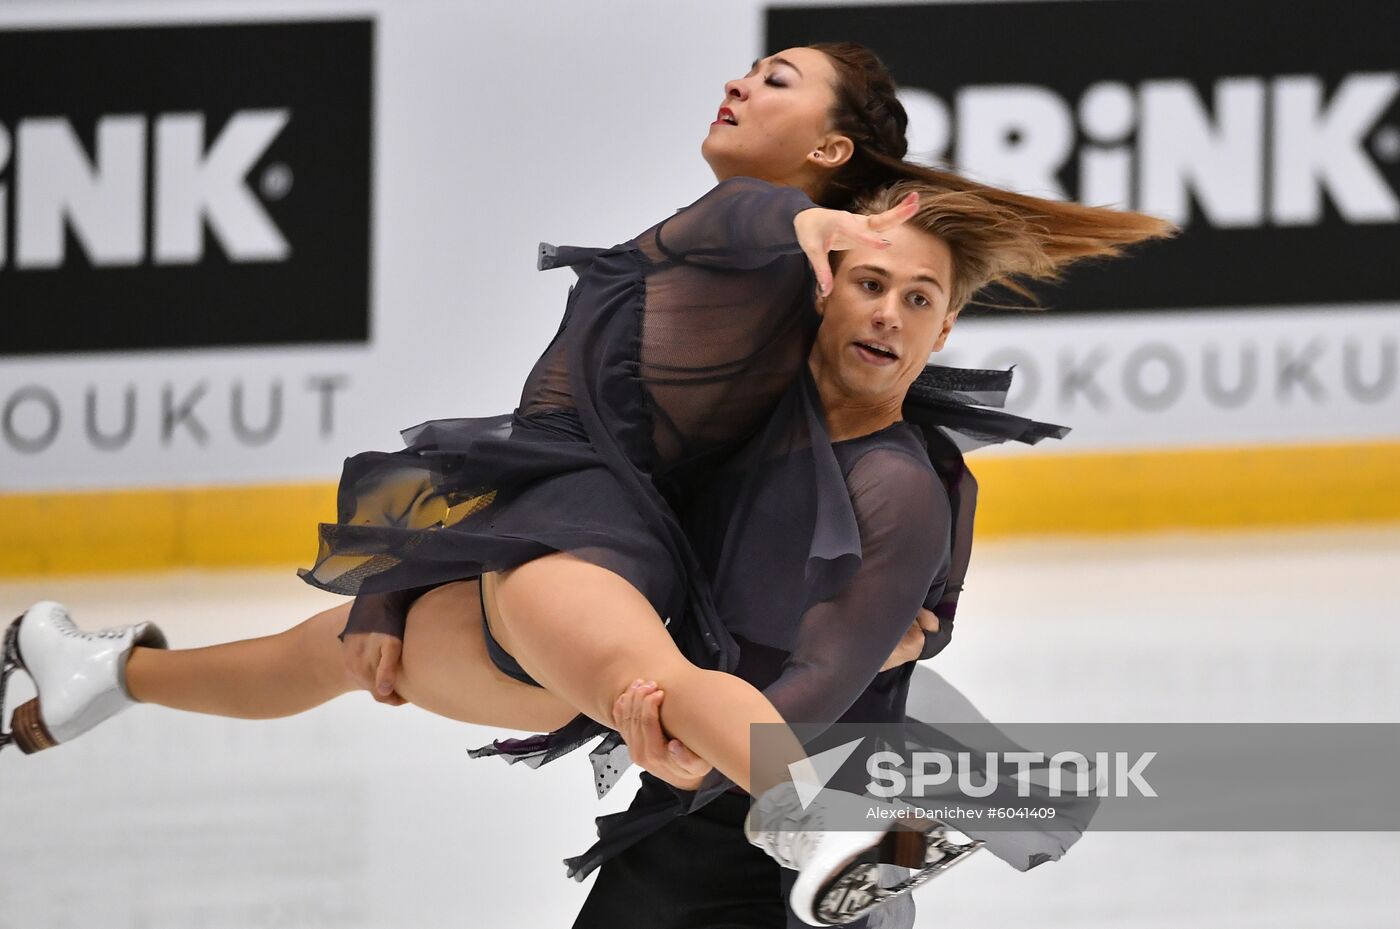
[1,0,1396,494]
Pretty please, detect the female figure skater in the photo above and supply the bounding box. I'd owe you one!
[571,180,1146,927]
[1,43,1168,924]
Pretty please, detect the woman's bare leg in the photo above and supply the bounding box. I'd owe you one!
[124,581,576,733]
[393,581,577,731]
[125,604,358,718]
[121,560,803,789]
[489,553,806,796]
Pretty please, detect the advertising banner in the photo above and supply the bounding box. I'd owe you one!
[0,20,372,355]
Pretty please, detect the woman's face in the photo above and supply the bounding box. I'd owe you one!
[810,223,959,412]
[702,47,845,187]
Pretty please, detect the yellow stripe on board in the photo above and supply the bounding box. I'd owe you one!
[972,439,1400,535]
[2,440,1399,577]
[0,482,339,577]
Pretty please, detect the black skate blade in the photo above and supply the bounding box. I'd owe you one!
[2,618,23,672]
[1,619,23,753]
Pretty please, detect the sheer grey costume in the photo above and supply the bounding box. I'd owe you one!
[569,369,1084,929]
[296,176,1078,906]
[299,177,820,672]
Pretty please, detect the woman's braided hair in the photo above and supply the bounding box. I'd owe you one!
[807,42,911,208]
[808,40,1176,307]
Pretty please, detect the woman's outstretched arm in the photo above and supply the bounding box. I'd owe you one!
[646,176,817,269]
[645,176,917,287]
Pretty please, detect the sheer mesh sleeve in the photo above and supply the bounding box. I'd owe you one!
[631,178,821,475]
[760,448,952,729]
[644,176,817,269]
[918,614,955,661]
[673,447,953,811]
[915,445,978,661]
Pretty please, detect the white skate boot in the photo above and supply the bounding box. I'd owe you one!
[0,601,168,754]
[745,781,983,926]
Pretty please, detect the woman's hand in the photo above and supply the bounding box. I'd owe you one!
[342,631,408,706]
[879,608,940,671]
[794,191,920,297]
[613,680,712,792]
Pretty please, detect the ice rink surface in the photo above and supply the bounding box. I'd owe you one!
[3,524,1398,928]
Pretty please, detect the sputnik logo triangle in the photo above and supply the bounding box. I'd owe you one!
[789,737,865,810]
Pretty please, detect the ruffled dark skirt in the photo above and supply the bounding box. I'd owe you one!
[298,407,681,624]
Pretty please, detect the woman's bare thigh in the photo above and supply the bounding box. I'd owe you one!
[489,553,700,729]
[396,579,578,732]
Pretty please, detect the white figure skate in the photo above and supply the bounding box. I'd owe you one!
[0,601,167,754]
[745,781,983,926]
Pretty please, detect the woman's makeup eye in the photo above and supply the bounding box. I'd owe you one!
[765,75,786,87]
[860,280,880,292]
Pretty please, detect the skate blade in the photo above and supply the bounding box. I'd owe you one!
[1,617,58,754]
[1,614,72,755]
[814,826,984,925]
[1,618,24,754]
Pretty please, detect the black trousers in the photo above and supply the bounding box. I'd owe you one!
[571,777,906,929]
[572,782,787,929]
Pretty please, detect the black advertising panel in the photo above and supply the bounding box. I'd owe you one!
[0,20,373,355]
[768,0,1400,314]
